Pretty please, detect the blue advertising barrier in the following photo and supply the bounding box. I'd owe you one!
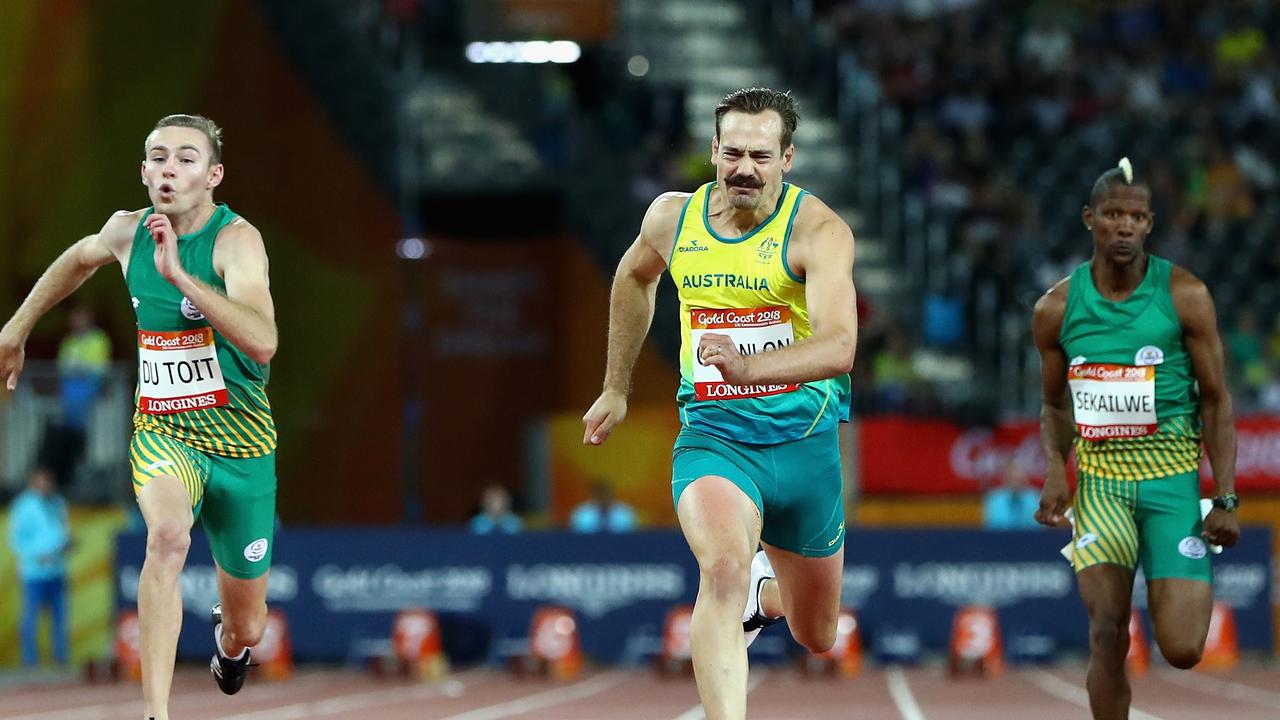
[115,527,1272,663]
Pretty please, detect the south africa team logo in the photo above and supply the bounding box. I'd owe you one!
[180,297,205,321]
[1135,346,1164,366]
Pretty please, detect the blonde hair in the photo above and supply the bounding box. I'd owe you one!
[149,114,223,163]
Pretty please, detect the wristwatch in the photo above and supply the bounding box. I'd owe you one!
[1212,493,1239,512]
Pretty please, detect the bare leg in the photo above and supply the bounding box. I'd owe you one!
[761,543,844,653]
[136,476,194,720]
[676,476,761,720]
[215,567,269,657]
[1147,578,1212,669]
[1077,564,1135,720]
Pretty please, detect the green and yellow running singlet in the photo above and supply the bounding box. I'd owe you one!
[668,182,850,444]
[127,205,276,458]
[1060,255,1200,481]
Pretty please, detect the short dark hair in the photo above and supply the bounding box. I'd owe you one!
[1089,160,1149,207]
[714,88,799,150]
[149,114,223,163]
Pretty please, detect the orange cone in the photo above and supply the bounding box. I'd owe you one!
[252,609,294,681]
[1197,601,1239,671]
[948,605,1004,678]
[113,610,143,682]
[392,608,448,680]
[527,605,582,680]
[802,608,862,678]
[658,604,695,677]
[1126,609,1149,677]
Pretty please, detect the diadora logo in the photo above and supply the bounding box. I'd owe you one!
[828,521,846,547]
[131,297,141,309]
[180,297,205,321]
[1070,356,1087,367]
[678,237,709,253]
[1076,532,1099,550]
[1135,345,1165,366]
[756,236,779,262]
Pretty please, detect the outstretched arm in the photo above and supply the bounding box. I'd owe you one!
[583,193,682,445]
[146,215,277,365]
[0,212,132,389]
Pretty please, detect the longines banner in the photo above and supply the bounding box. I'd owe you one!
[860,414,1280,493]
[116,528,1272,663]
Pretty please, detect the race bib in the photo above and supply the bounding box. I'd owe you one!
[690,306,800,401]
[1068,363,1157,441]
[137,328,229,415]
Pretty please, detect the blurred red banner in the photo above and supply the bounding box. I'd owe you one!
[859,415,1280,494]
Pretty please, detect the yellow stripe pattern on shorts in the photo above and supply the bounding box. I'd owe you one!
[130,430,210,508]
[1071,473,1140,572]
[1074,414,1202,482]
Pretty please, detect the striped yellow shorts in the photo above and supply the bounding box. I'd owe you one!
[129,430,277,579]
[1071,470,1211,582]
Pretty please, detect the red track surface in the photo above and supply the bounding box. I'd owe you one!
[2,664,1277,719]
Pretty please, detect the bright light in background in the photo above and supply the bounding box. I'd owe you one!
[396,237,431,260]
[465,41,581,64]
[626,55,650,77]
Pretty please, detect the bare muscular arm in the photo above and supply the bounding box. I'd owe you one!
[1033,280,1074,526]
[701,196,857,385]
[582,192,685,445]
[0,211,136,389]
[1172,268,1239,547]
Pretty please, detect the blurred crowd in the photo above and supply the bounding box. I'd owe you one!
[818,0,1280,414]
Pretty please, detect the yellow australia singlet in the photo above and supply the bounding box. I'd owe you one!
[667,182,851,444]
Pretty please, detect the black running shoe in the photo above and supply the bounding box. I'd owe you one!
[209,603,252,695]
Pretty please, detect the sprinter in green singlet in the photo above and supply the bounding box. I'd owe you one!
[0,115,277,720]
[1033,158,1240,720]
[583,88,857,720]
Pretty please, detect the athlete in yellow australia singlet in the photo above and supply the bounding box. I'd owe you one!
[583,88,858,720]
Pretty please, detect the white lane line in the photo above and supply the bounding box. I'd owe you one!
[671,667,770,720]
[1,669,346,720]
[4,702,144,720]
[218,676,470,720]
[437,671,630,720]
[1022,669,1167,720]
[886,667,926,720]
[1154,669,1280,709]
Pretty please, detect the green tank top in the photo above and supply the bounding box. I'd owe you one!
[1060,255,1200,480]
[668,182,851,444]
[126,204,277,457]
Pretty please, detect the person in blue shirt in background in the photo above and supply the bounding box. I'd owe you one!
[983,457,1043,531]
[470,484,522,534]
[570,480,637,533]
[7,466,71,665]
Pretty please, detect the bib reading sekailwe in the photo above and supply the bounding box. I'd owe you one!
[1059,255,1199,480]
[1068,362,1156,440]
[669,182,850,444]
[128,205,277,457]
